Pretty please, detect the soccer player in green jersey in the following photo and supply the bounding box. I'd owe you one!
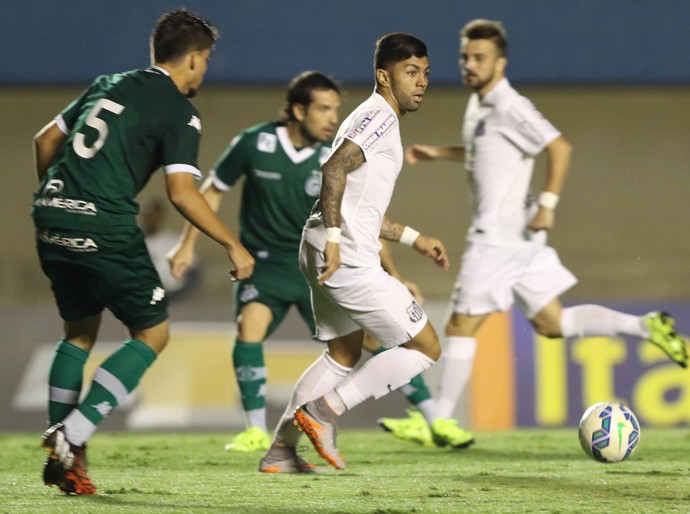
[170,71,341,453]
[33,10,254,495]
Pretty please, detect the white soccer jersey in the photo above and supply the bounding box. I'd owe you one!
[463,78,561,244]
[303,93,402,267]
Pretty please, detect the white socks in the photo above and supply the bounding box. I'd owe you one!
[415,398,442,425]
[436,336,477,419]
[63,410,96,447]
[245,408,267,432]
[332,346,435,414]
[560,305,647,339]
[274,350,351,446]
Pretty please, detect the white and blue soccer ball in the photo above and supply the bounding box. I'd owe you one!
[578,401,640,463]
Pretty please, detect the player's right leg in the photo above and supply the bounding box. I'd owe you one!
[40,226,169,494]
[43,316,101,495]
[261,348,353,472]
[551,303,688,368]
[363,332,436,445]
[292,330,364,470]
[224,301,274,452]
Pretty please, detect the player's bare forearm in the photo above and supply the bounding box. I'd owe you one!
[169,177,226,278]
[320,140,364,228]
[33,121,67,182]
[542,135,572,195]
[167,174,239,251]
[379,216,405,242]
[405,144,465,165]
[530,136,572,232]
[178,176,224,249]
[413,235,450,270]
[167,175,254,280]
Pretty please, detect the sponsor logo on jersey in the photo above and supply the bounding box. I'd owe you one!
[253,169,282,180]
[346,110,377,139]
[239,284,260,303]
[33,196,98,216]
[304,174,321,197]
[406,300,424,323]
[42,179,64,195]
[149,287,166,305]
[257,132,277,153]
[188,115,202,133]
[38,231,99,252]
[361,115,397,150]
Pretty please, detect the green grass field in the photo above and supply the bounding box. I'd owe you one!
[1,429,689,513]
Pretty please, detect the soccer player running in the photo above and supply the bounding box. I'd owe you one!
[259,32,450,472]
[379,18,689,448]
[169,71,434,455]
[32,10,254,494]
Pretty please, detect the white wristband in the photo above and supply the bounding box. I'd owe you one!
[538,192,559,209]
[326,227,341,243]
[400,226,421,247]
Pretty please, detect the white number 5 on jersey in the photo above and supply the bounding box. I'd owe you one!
[72,98,125,159]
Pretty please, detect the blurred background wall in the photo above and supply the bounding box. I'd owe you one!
[2,0,689,431]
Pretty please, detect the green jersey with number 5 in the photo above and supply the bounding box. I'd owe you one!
[32,67,202,233]
[211,122,331,256]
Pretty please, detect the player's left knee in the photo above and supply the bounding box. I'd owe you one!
[405,333,441,361]
[533,321,563,339]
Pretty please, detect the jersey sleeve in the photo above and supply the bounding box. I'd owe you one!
[210,131,251,190]
[499,97,561,156]
[56,82,97,134]
[161,107,203,178]
[340,108,399,160]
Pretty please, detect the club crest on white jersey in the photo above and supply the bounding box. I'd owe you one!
[407,301,423,323]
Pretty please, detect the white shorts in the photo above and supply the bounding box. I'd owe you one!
[451,240,577,319]
[300,242,428,348]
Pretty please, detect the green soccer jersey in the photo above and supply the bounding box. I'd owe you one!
[32,67,203,233]
[211,122,331,256]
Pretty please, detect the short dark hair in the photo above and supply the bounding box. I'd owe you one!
[281,71,341,122]
[374,32,428,71]
[151,9,218,64]
[460,19,507,57]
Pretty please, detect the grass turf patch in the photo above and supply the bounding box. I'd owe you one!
[1,429,689,513]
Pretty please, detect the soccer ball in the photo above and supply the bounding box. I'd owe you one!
[578,402,640,463]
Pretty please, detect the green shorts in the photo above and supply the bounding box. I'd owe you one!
[36,226,168,331]
[234,253,315,339]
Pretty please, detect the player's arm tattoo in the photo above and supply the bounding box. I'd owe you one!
[320,139,365,228]
[380,216,405,242]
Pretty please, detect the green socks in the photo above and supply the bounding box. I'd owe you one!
[77,339,157,426]
[233,340,266,412]
[48,339,89,425]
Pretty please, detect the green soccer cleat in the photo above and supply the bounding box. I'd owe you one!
[224,427,271,452]
[378,409,434,447]
[430,418,475,449]
[644,312,689,368]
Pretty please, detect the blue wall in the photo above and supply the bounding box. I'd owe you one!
[4,0,690,85]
